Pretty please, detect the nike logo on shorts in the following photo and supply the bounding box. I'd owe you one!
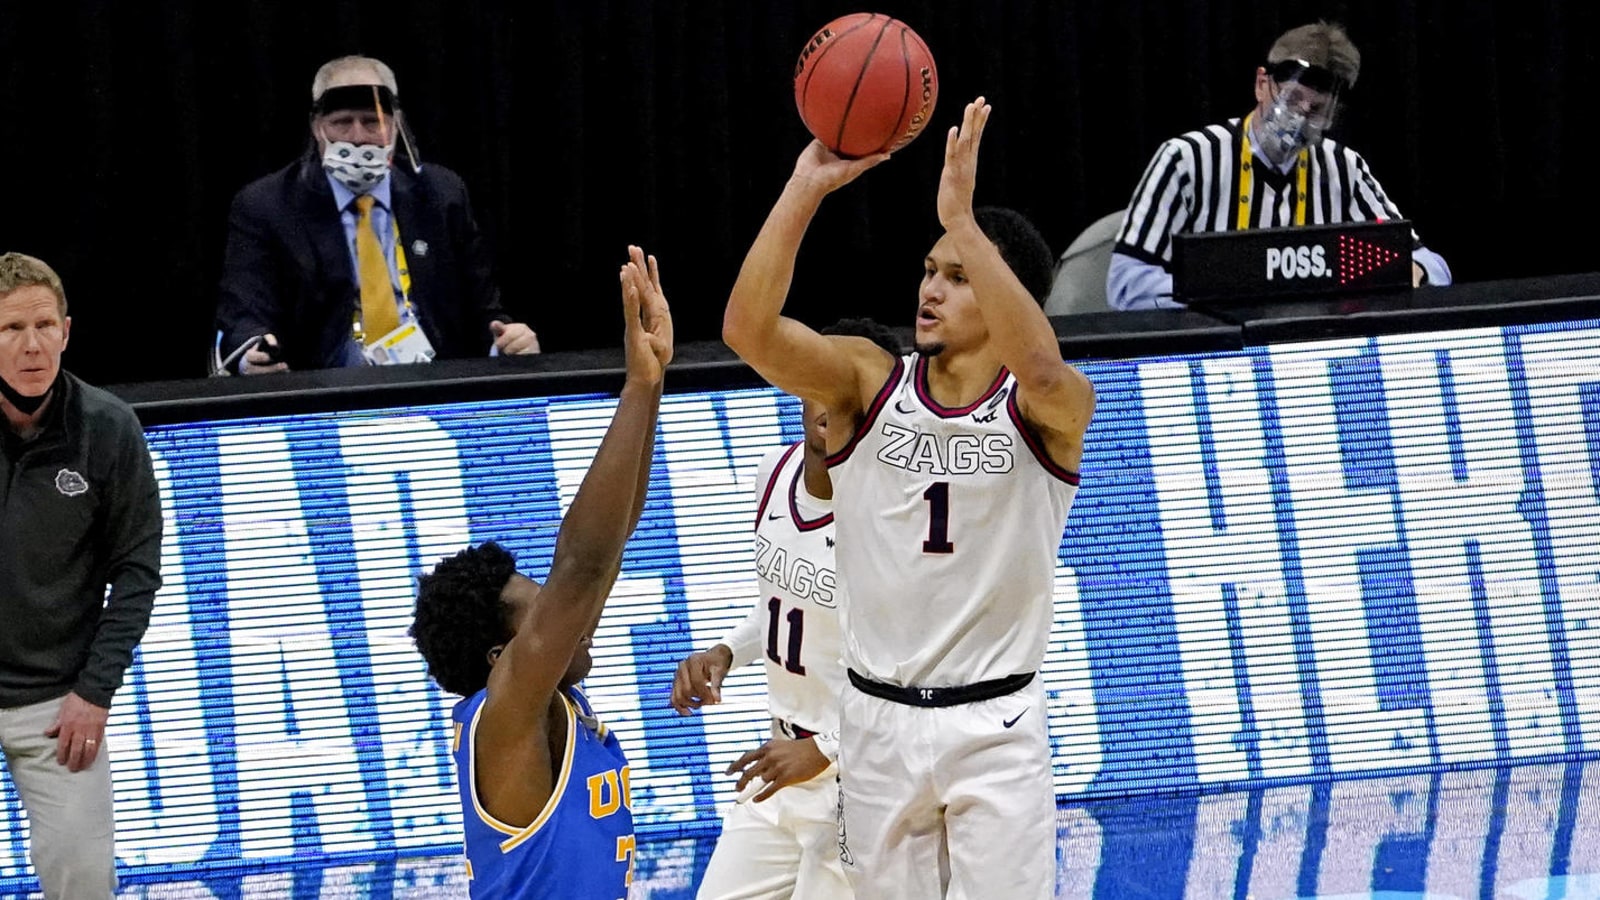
[1003,708,1029,729]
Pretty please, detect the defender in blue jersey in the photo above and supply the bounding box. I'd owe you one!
[411,246,672,899]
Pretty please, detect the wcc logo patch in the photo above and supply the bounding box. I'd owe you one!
[54,468,89,497]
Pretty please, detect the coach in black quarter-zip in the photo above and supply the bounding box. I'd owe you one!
[0,252,161,900]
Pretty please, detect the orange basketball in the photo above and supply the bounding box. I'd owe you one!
[793,12,939,159]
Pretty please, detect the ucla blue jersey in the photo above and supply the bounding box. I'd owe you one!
[452,686,634,899]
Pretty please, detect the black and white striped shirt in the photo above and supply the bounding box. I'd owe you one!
[1115,117,1420,268]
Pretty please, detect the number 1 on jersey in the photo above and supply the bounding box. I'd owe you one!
[765,597,806,675]
[922,481,954,553]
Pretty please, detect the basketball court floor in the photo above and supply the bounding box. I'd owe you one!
[26,755,1594,899]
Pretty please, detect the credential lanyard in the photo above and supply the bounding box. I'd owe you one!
[1237,112,1309,230]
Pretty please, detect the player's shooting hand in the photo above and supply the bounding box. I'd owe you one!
[936,96,992,231]
[728,736,831,803]
[670,644,732,715]
[791,140,890,197]
[620,245,673,384]
[44,692,109,773]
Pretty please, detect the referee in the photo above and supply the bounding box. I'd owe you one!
[1108,21,1451,310]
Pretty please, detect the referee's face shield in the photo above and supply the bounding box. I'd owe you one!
[1253,58,1346,159]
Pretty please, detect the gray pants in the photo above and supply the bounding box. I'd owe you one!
[0,695,116,899]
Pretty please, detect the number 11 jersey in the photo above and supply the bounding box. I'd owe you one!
[826,354,1080,688]
[727,443,846,738]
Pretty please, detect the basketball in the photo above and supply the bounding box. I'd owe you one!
[793,13,939,159]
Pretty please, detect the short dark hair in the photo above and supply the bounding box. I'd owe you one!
[973,207,1055,306]
[411,541,519,697]
[821,317,903,357]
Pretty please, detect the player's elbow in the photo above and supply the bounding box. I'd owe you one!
[720,317,747,355]
[721,304,770,360]
[1018,364,1095,416]
[1011,352,1074,396]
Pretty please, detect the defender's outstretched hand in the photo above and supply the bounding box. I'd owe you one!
[621,245,673,383]
[937,97,992,230]
[791,140,891,197]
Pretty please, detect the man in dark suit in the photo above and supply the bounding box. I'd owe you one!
[215,55,538,374]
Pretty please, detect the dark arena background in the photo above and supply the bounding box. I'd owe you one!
[1,1,1599,898]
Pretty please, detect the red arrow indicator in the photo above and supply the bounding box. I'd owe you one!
[1338,234,1402,285]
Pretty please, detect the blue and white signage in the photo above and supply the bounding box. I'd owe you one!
[0,319,1594,896]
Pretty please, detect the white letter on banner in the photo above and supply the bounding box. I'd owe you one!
[1378,331,1561,762]
[1568,762,1600,888]
[1056,805,1104,900]
[1424,768,1494,899]
[584,574,670,798]
[1180,785,1316,900]
[110,447,220,865]
[1141,358,1308,782]
[1273,340,1429,772]
[1520,329,1600,748]
[1047,564,1101,795]
[1243,786,1314,899]
[1488,764,1564,897]
[1312,773,1430,897]
[658,391,793,805]
[218,427,375,858]
[337,417,471,845]
[1181,792,1249,900]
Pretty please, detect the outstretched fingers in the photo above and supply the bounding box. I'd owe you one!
[619,259,642,328]
[947,96,991,162]
[938,96,992,227]
[646,252,663,298]
[641,256,673,366]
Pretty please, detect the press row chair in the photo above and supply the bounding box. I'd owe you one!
[1043,208,1126,317]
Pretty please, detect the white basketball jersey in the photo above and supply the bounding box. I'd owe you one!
[718,444,845,736]
[828,355,1080,687]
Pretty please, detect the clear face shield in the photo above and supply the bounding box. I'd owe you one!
[311,84,423,191]
[1258,58,1347,161]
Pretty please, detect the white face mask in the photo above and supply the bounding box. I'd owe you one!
[321,139,393,194]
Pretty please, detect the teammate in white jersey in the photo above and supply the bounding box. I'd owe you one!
[722,99,1096,899]
[671,319,903,900]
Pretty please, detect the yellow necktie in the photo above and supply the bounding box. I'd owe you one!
[353,195,400,342]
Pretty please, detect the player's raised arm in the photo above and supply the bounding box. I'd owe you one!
[478,247,670,764]
[936,98,1095,454]
[723,141,895,410]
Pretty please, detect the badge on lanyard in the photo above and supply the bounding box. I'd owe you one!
[364,321,437,365]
